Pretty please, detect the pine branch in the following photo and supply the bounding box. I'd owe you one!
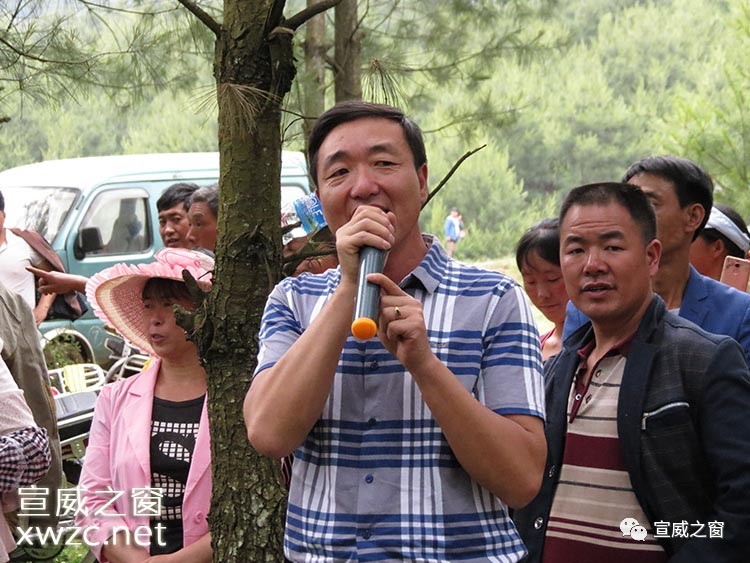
[324,54,342,74]
[421,107,518,134]
[423,145,486,209]
[0,35,80,65]
[7,0,23,33]
[176,0,222,36]
[286,0,344,31]
[76,0,178,16]
[280,107,318,120]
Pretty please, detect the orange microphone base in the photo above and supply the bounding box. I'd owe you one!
[351,317,377,340]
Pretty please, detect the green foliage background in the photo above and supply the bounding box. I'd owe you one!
[2,0,750,260]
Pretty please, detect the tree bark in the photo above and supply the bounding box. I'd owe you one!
[334,0,361,101]
[302,0,327,146]
[200,0,295,560]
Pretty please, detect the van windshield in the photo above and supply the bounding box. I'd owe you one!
[1,186,80,244]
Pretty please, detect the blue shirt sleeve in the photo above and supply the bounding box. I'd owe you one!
[562,301,590,341]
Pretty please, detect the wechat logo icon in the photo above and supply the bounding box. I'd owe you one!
[620,518,648,541]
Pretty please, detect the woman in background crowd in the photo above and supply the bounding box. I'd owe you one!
[516,218,569,361]
[77,248,213,563]
[690,203,750,281]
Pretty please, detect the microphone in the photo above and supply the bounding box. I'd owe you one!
[351,246,387,339]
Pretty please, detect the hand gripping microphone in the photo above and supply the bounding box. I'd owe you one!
[351,246,387,340]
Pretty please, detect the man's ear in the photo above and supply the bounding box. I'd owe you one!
[685,203,706,236]
[710,237,726,258]
[417,164,429,205]
[646,238,662,277]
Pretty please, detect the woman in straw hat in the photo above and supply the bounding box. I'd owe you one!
[76,248,213,562]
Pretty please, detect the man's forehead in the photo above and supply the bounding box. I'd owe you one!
[321,118,406,152]
[323,140,401,163]
[562,203,631,232]
[188,202,208,215]
[159,204,188,218]
[627,172,675,194]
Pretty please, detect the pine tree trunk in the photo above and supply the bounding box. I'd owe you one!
[200,0,297,560]
[334,0,362,101]
[302,0,327,145]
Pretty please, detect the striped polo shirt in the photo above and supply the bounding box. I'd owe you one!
[542,341,667,563]
[255,236,545,562]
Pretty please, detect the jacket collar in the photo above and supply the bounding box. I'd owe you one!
[185,402,211,500]
[124,358,211,492]
[125,359,160,478]
[679,266,709,327]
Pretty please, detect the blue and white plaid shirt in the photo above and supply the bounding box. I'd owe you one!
[255,236,545,562]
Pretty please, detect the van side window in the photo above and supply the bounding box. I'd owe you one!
[76,188,151,257]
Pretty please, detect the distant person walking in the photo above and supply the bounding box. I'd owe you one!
[444,207,461,256]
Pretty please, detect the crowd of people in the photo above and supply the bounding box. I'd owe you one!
[2,100,750,562]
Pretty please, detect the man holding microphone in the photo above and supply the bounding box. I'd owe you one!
[244,101,546,562]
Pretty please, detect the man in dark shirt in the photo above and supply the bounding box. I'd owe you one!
[514,182,750,562]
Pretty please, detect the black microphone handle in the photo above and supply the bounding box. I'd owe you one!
[352,246,387,339]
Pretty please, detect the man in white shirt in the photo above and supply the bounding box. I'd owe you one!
[0,191,55,324]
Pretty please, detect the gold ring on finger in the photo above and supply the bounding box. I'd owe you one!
[394,306,402,318]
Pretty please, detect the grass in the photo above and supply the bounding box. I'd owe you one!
[56,544,90,562]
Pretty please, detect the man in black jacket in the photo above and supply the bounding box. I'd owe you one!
[514,182,750,562]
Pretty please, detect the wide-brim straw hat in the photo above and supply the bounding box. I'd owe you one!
[86,248,214,356]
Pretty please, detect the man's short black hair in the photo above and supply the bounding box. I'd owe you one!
[0,189,4,213]
[157,182,200,213]
[307,100,427,188]
[516,218,560,270]
[560,182,657,245]
[622,155,713,241]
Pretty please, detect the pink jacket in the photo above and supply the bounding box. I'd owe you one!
[76,360,211,561]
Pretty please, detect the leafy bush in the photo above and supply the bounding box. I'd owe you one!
[43,333,85,369]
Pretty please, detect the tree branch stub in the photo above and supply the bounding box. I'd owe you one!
[177,0,222,36]
[286,0,345,31]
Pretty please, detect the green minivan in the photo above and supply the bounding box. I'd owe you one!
[0,152,310,364]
